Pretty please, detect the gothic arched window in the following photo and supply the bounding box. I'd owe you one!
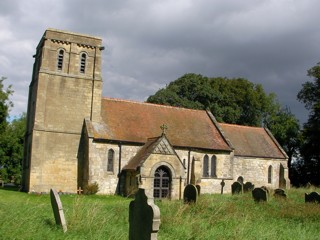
[211,155,217,177]
[268,165,273,184]
[57,49,64,70]
[203,155,209,177]
[80,52,87,73]
[107,149,114,172]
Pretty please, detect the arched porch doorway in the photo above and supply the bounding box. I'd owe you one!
[153,166,171,199]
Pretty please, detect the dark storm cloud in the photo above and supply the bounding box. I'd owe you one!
[1,0,319,123]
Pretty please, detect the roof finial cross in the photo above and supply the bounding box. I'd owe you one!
[160,124,168,135]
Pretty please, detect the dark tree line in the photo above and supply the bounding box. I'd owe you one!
[296,63,320,186]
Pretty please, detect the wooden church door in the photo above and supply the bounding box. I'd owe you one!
[153,166,171,199]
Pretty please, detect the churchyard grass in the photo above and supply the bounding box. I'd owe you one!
[0,187,319,240]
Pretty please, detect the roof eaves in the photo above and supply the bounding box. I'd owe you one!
[264,127,289,159]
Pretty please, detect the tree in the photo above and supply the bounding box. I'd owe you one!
[0,77,28,185]
[264,106,301,172]
[0,77,13,132]
[297,63,320,185]
[148,73,280,126]
[0,113,26,185]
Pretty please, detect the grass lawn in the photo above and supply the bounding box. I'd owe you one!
[0,187,319,240]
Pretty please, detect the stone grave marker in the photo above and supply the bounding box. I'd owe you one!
[196,185,201,196]
[50,188,67,233]
[260,186,270,195]
[305,192,320,203]
[252,187,268,202]
[231,181,243,195]
[220,179,225,194]
[183,184,198,203]
[129,188,160,240]
[273,188,287,199]
[243,182,254,193]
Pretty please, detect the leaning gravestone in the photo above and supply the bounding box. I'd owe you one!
[183,184,198,203]
[305,192,320,203]
[50,188,67,233]
[243,182,254,193]
[220,179,225,194]
[252,187,268,202]
[129,188,160,240]
[231,181,243,195]
[273,188,287,199]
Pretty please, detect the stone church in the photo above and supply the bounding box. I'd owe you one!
[22,29,289,199]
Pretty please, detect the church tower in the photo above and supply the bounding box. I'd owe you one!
[22,29,104,193]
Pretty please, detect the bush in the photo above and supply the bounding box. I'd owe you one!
[83,182,99,195]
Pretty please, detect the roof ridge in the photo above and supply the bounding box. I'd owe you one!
[101,97,206,113]
[219,122,263,130]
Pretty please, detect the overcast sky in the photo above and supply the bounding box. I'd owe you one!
[1,0,320,124]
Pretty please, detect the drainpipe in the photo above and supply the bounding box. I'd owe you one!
[117,143,122,195]
[187,149,191,184]
[118,143,122,175]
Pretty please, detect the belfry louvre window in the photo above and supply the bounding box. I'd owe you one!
[107,149,114,172]
[80,53,86,73]
[57,49,64,70]
[203,155,209,177]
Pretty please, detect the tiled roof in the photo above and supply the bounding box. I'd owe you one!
[94,98,232,151]
[123,135,177,170]
[219,123,287,159]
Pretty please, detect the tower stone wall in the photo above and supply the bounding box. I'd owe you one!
[22,29,103,193]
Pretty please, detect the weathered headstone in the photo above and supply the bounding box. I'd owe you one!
[183,184,198,203]
[129,188,160,240]
[252,187,268,202]
[237,176,244,185]
[305,192,320,203]
[273,188,287,199]
[196,185,201,196]
[243,182,254,193]
[260,186,269,195]
[231,181,243,195]
[220,179,225,194]
[50,188,67,232]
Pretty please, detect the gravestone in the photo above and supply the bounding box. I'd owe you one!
[220,179,225,194]
[183,184,198,203]
[305,192,320,203]
[196,185,201,196]
[273,188,287,199]
[50,188,67,233]
[260,186,269,195]
[252,187,268,202]
[129,188,160,240]
[231,181,243,195]
[243,182,254,193]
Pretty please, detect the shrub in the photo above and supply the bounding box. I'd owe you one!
[83,182,99,195]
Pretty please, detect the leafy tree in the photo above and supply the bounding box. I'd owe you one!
[0,76,25,185]
[264,106,301,173]
[297,63,320,185]
[148,73,280,126]
[0,113,26,185]
[0,77,13,132]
